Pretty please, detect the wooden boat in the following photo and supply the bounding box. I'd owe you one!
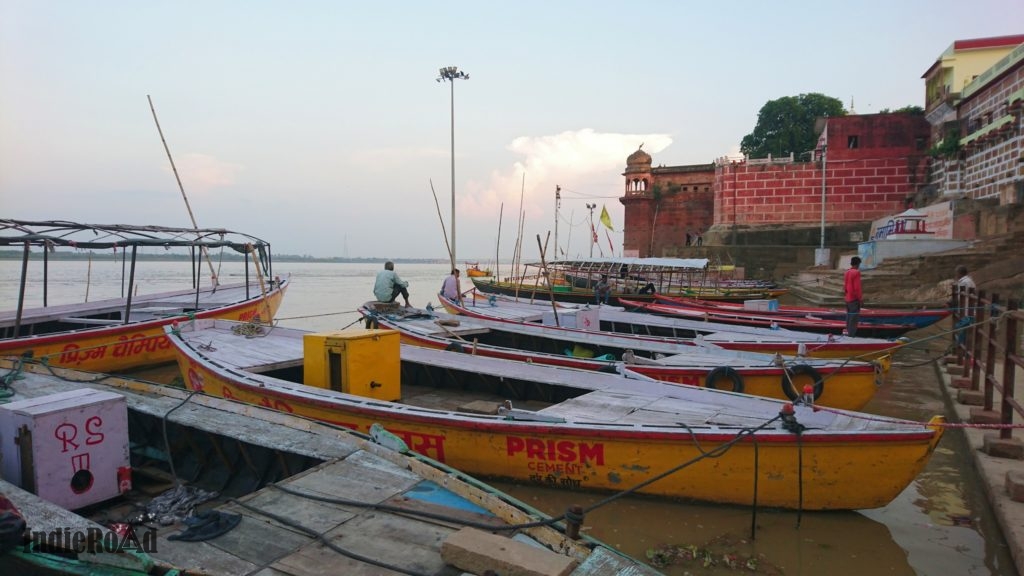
[0,219,288,372]
[653,293,951,330]
[162,319,944,511]
[366,304,885,410]
[472,257,786,305]
[0,357,658,575]
[439,292,901,365]
[619,298,917,339]
[465,262,492,277]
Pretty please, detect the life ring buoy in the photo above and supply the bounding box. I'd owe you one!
[782,364,824,401]
[705,366,744,393]
[445,342,466,353]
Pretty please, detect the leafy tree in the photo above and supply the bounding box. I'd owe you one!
[740,93,846,158]
[879,105,925,115]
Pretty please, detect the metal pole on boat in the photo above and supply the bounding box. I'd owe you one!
[436,67,469,267]
[124,245,138,325]
[14,242,29,336]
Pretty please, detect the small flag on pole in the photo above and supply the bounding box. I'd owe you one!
[599,205,614,231]
[605,229,615,255]
[591,222,599,244]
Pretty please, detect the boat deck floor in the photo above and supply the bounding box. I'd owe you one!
[177,320,893,433]
[4,367,656,575]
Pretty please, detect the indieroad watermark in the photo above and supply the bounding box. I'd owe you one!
[26,526,158,554]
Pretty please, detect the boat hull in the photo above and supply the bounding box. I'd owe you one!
[378,316,881,411]
[0,280,288,372]
[168,333,943,511]
[439,293,899,366]
[653,294,950,330]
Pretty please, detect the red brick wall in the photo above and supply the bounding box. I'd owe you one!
[714,156,928,226]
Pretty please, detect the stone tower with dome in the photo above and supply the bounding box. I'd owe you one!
[618,145,715,257]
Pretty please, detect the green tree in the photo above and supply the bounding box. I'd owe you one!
[879,105,925,115]
[740,93,846,158]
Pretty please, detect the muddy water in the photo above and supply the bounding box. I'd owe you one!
[492,322,1018,575]
[4,260,1016,575]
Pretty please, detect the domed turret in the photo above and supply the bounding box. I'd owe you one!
[626,146,652,169]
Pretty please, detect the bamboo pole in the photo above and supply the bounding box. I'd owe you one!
[147,95,219,289]
[430,178,454,270]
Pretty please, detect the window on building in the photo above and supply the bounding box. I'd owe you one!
[847,135,859,149]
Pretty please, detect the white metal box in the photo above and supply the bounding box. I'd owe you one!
[541,307,600,331]
[0,389,130,510]
[743,299,779,312]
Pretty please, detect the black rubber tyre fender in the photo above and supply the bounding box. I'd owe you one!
[782,363,824,401]
[445,342,466,353]
[705,366,744,394]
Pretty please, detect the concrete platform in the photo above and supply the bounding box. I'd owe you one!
[937,360,1024,576]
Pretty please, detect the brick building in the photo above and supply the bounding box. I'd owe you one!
[715,114,931,230]
[924,35,1024,203]
[619,114,931,256]
[619,147,714,257]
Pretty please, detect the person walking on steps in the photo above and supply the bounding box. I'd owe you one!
[844,256,863,337]
[373,261,411,307]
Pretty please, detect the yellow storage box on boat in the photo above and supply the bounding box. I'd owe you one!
[303,329,401,401]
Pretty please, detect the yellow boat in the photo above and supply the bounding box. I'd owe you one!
[165,319,944,511]
[440,292,898,369]
[465,262,492,277]
[371,303,885,411]
[0,219,288,372]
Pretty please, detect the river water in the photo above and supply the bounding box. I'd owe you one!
[0,258,1017,575]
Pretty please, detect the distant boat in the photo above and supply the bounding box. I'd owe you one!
[164,318,944,511]
[471,257,785,305]
[438,292,900,365]
[2,357,658,575]
[652,293,951,330]
[367,303,885,410]
[0,219,288,372]
[465,261,492,277]
[619,298,917,338]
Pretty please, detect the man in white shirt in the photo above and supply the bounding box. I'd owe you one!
[441,268,462,305]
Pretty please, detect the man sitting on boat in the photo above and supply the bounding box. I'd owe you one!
[374,261,411,307]
[441,268,463,306]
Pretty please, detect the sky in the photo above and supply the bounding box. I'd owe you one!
[2,1,1022,261]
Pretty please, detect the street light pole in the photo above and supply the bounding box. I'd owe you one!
[437,66,469,269]
[586,203,597,258]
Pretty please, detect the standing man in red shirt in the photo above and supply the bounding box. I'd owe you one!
[844,256,863,337]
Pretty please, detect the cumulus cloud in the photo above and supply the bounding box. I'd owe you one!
[170,154,243,193]
[459,129,672,220]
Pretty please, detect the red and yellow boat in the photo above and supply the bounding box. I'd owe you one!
[164,318,945,511]
[0,219,288,372]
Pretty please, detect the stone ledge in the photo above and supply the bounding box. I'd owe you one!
[958,389,985,406]
[970,408,1002,424]
[1007,471,1024,503]
[982,434,1024,460]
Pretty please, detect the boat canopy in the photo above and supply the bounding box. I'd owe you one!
[0,219,270,253]
[541,257,710,270]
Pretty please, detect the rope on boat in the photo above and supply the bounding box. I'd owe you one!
[275,310,360,321]
[228,496,434,576]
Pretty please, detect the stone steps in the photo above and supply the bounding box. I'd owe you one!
[784,230,1024,308]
